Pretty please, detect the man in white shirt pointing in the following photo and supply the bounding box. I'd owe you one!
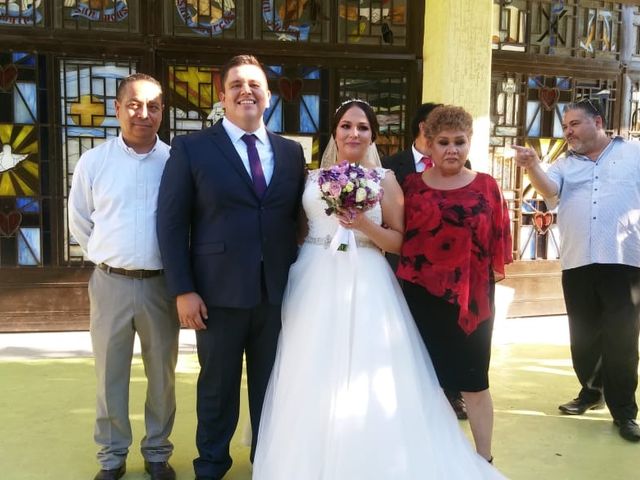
[514,99,640,443]
[69,73,180,479]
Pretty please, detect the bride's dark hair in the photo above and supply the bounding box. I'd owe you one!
[331,99,379,142]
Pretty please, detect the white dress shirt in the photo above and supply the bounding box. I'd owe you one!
[412,144,427,172]
[222,117,274,185]
[68,134,170,270]
[543,137,640,270]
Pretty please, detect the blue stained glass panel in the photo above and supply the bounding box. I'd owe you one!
[519,225,536,260]
[556,77,571,90]
[553,102,569,138]
[528,76,543,88]
[66,127,108,138]
[266,66,283,78]
[526,101,541,137]
[264,95,283,133]
[17,197,40,213]
[92,78,106,97]
[14,82,37,124]
[300,95,319,133]
[302,68,320,80]
[18,228,41,266]
[12,52,32,64]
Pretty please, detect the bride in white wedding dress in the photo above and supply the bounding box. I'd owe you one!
[252,100,506,479]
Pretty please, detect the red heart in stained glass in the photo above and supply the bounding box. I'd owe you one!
[0,64,18,93]
[278,77,303,102]
[533,211,553,235]
[0,210,22,237]
[540,87,560,111]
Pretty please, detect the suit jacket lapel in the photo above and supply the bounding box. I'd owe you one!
[208,121,257,194]
[399,149,416,175]
[264,131,284,199]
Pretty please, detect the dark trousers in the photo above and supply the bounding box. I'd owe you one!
[562,263,640,420]
[192,302,281,479]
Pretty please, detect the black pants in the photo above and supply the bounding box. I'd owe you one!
[193,301,281,479]
[562,263,640,420]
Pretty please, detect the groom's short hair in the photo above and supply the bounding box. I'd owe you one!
[220,55,267,91]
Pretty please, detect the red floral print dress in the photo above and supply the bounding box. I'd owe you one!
[397,172,513,335]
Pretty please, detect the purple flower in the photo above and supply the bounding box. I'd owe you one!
[318,162,384,217]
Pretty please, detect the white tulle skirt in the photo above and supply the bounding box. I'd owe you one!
[252,241,506,479]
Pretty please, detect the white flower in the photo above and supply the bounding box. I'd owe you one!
[355,187,367,202]
[344,181,354,193]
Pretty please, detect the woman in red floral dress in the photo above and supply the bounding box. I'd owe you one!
[397,105,513,463]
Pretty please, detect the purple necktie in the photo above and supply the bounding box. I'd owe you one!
[241,134,267,197]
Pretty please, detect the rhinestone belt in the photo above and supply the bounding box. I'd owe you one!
[304,234,378,250]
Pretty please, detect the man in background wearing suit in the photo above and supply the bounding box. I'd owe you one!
[382,102,441,186]
[157,55,306,480]
[382,102,469,421]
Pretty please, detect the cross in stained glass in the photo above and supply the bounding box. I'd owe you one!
[537,4,566,45]
[69,95,106,127]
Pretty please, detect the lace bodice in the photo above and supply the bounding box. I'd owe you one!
[303,169,384,243]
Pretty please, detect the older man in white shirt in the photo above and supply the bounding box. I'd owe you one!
[514,99,640,443]
[69,73,179,480]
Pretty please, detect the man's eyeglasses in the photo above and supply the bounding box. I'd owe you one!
[572,98,604,118]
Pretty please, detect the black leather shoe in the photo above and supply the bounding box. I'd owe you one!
[94,464,125,480]
[614,419,640,442]
[144,461,176,480]
[558,397,604,415]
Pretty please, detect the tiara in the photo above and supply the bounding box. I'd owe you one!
[335,98,371,113]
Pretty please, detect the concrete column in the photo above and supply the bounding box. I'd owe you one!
[423,0,493,172]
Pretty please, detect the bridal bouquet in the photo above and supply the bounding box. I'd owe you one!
[318,161,383,252]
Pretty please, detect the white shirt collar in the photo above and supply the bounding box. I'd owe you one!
[566,135,620,161]
[412,143,426,165]
[222,117,269,146]
[116,133,158,159]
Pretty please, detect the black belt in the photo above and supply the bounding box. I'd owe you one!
[97,263,164,279]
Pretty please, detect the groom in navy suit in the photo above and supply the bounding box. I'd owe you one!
[157,54,306,480]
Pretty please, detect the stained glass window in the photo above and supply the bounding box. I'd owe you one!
[0,0,44,27]
[168,64,224,137]
[266,65,323,134]
[0,52,46,266]
[339,71,406,157]
[264,93,284,132]
[256,0,330,42]
[55,0,138,32]
[337,0,406,46]
[492,0,623,60]
[60,58,136,264]
[166,0,243,38]
[629,79,640,140]
[489,71,618,261]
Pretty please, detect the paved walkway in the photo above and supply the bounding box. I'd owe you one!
[0,285,569,360]
[0,313,570,360]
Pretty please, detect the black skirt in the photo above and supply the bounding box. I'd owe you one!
[402,281,495,392]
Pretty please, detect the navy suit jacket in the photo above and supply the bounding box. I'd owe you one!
[157,120,306,308]
[381,148,415,273]
[382,148,416,188]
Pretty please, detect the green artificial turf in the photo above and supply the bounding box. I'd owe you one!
[1,343,638,479]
